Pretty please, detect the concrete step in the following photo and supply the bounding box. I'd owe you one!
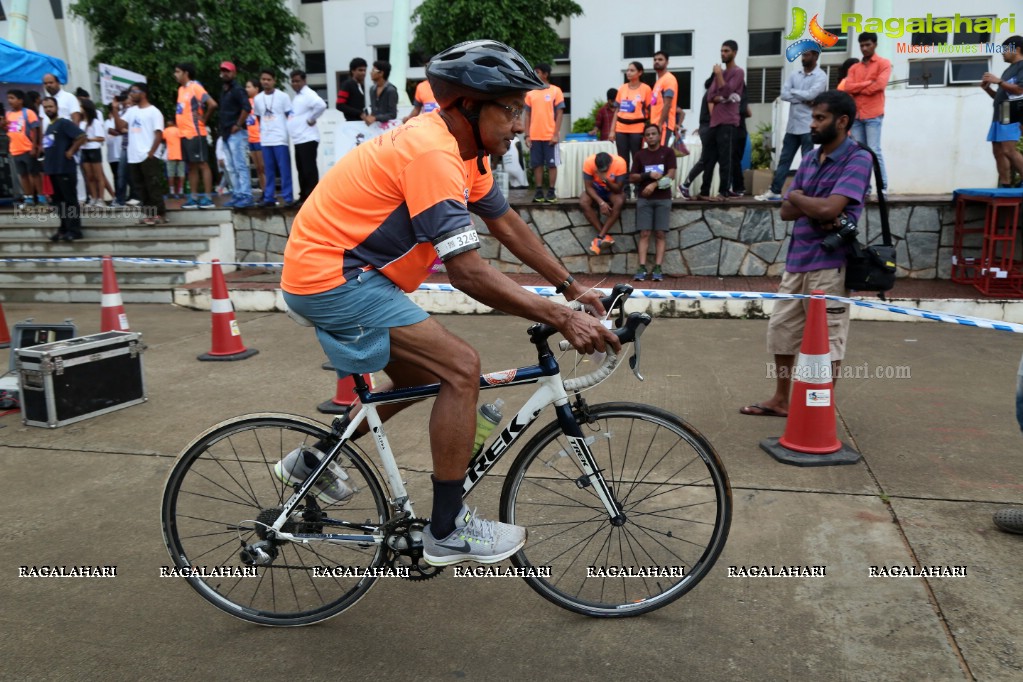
[0,239,216,256]
[0,224,221,240]
[0,263,190,287]
[1,281,173,304]
[0,207,232,228]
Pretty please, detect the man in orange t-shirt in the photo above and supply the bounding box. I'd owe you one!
[403,79,439,122]
[579,152,627,251]
[650,51,678,146]
[280,40,616,567]
[522,62,565,203]
[162,123,185,197]
[6,89,42,207]
[174,62,218,208]
[841,32,891,193]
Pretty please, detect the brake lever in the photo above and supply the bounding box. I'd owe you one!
[629,321,647,381]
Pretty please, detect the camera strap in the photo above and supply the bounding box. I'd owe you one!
[858,141,891,247]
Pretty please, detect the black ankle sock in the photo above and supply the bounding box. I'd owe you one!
[430,476,465,539]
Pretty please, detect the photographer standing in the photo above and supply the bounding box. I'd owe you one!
[740,90,872,418]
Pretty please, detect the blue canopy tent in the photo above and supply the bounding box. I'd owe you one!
[0,37,68,84]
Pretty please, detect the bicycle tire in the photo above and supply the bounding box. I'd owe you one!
[161,413,390,626]
[500,402,731,617]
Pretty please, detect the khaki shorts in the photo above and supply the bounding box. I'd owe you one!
[766,267,851,361]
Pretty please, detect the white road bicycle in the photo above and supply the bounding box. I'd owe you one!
[161,284,731,625]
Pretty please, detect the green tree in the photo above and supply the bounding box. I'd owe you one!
[410,0,582,67]
[70,0,307,120]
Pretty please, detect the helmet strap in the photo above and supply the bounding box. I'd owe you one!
[457,101,489,175]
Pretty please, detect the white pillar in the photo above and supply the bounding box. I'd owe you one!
[61,0,92,91]
[872,0,895,61]
[6,0,30,47]
[389,0,412,107]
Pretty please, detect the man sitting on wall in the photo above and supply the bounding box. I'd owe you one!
[580,151,627,255]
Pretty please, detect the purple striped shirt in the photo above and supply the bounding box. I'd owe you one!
[783,136,873,273]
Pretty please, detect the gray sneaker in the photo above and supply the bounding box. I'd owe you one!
[993,508,1023,534]
[422,505,527,566]
[273,445,355,504]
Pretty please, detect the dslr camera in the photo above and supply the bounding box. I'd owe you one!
[820,214,859,253]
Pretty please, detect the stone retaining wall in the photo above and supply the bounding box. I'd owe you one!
[233,201,983,279]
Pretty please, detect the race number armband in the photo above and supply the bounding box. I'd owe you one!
[433,226,481,261]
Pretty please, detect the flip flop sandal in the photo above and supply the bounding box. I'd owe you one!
[739,403,788,418]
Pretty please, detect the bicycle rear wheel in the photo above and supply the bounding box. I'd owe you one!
[500,402,731,617]
[161,413,390,626]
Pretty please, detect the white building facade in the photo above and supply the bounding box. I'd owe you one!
[3,0,1020,192]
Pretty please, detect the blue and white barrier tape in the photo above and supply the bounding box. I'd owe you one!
[422,285,1023,335]
[3,257,1022,334]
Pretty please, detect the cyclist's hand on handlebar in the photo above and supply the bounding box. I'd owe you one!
[560,309,621,355]
[568,284,606,317]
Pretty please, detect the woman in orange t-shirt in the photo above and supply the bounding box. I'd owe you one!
[609,62,651,190]
[244,79,265,191]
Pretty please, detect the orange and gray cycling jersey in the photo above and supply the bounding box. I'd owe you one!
[282,113,509,295]
[176,81,211,138]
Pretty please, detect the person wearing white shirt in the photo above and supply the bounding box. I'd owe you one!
[41,73,81,125]
[42,73,86,202]
[253,69,295,207]
[112,83,167,224]
[755,48,828,201]
[288,70,327,202]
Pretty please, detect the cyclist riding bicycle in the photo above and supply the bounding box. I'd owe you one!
[279,40,620,567]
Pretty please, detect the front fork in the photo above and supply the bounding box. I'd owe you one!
[553,398,626,526]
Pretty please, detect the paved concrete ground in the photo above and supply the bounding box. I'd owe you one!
[0,301,1021,681]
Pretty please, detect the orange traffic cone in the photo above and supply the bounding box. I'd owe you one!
[0,300,10,348]
[317,374,371,414]
[197,259,259,361]
[760,289,861,467]
[100,256,130,332]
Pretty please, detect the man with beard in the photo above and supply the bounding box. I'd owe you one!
[40,96,87,241]
[740,90,872,418]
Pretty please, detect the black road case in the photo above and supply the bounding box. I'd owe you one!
[16,331,147,428]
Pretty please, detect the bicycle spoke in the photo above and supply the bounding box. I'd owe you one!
[504,405,730,616]
[163,416,392,625]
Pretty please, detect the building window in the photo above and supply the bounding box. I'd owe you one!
[749,30,782,57]
[376,46,390,63]
[912,16,992,46]
[623,32,692,59]
[822,26,847,53]
[623,34,655,59]
[49,0,62,19]
[747,66,783,104]
[304,51,326,76]
[554,38,570,63]
[660,33,692,57]
[825,64,844,90]
[0,2,6,21]
[909,57,989,87]
[548,74,572,115]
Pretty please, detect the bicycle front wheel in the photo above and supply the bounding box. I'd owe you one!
[500,402,731,617]
[161,413,390,626]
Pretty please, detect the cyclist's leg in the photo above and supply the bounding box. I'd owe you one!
[387,317,480,480]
